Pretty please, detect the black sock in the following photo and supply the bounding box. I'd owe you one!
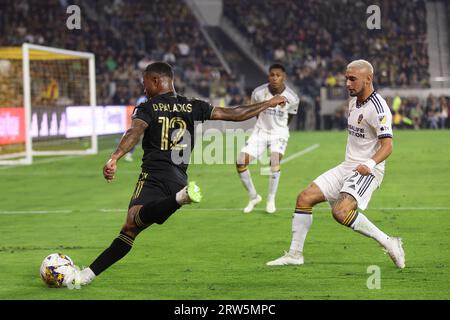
[135,196,180,226]
[89,232,135,276]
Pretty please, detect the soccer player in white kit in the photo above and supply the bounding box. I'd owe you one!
[236,64,300,214]
[266,60,405,269]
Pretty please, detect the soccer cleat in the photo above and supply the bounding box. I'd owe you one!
[79,267,96,285]
[243,194,262,213]
[266,251,304,266]
[187,181,202,203]
[62,266,81,289]
[266,200,276,214]
[64,267,95,289]
[383,237,405,269]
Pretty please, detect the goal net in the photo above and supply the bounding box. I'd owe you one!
[0,43,97,165]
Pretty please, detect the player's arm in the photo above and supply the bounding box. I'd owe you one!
[355,137,393,176]
[103,119,148,182]
[211,95,288,121]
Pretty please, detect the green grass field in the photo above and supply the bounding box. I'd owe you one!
[1,130,449,300]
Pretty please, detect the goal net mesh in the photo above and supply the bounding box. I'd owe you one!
[0,45,95,164]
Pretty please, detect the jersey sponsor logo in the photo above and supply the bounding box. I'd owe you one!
[348,124,365,138]
[263,108,285,117]
[358,114,364,124]
[152,103,192,113]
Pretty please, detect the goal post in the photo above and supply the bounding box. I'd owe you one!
[0,43,97,165]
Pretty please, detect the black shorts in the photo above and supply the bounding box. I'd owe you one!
[128,169,186,209]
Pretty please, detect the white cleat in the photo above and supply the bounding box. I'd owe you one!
[266,200,276,214]
[79,267,96,285]
[266,251,304,266]
[383,237,405,269]
[243,194,262,213]
[64,267,96,288]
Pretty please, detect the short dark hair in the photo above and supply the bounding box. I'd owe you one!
[145,61,174,79]
[269,63,286,73]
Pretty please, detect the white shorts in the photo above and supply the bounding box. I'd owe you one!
[313,163,384,210]
[240,129,288,158]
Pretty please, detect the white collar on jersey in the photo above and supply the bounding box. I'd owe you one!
[356,91,377,108]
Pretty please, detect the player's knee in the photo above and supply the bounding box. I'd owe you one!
[332,206,360,227]
[122,206,143,237]
[331,206,348,224]
[270,164,280,173]
[296,190,313,207]
[121,222,139,238]
[236,161,248,173]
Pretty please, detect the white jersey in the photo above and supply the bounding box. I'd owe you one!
[345,91,393,173]
[251,83,299,137]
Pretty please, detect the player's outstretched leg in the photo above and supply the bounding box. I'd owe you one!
[72,183,203,287]
[332,192,405,269]
[236,153,261,213]
[267,184,324,266]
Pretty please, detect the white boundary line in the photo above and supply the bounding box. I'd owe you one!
[279,143,321,164]
[1,207,449,215]
[0,148,114,170]
[260,143,320,174]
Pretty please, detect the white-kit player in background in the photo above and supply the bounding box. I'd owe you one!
[236,63,300,213]
[266,60,405,269]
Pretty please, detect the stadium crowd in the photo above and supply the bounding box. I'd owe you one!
[223,0,430,99]
[1,0,448,132]
[330,93,450,130]
[388,94,449,130]
[0,0,243,105]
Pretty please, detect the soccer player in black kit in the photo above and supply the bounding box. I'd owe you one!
[67,62,288,286]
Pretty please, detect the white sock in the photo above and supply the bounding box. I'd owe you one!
[268,170,281,201]
[239,169,257,199]
[175,186,190,205]
[350,212,390,247]
[289,213,313,256]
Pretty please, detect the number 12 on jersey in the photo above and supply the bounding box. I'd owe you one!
[158,116,187,151]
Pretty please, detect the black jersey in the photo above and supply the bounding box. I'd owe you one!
[132,92,214,177]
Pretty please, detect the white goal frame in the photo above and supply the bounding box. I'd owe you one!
[0,43,97,165]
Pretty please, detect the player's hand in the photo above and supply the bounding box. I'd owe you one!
[103,158,117,183]
[268,95,288,107]
[354,164,371,176]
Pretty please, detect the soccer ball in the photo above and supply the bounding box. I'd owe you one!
[40,253,75,288]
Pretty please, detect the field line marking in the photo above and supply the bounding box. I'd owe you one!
[0,210,73,214]
[1,206,450,215]
[0,148,114,170]
[260,143,320,174]
[280,143,320,165]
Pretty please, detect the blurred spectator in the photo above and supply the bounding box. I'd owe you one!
[325,73,337,87]
[410,102,424,130]
[438,96,448,129]
[426,107,439,129]
[385,94,450,130]
[223,0,430,105]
